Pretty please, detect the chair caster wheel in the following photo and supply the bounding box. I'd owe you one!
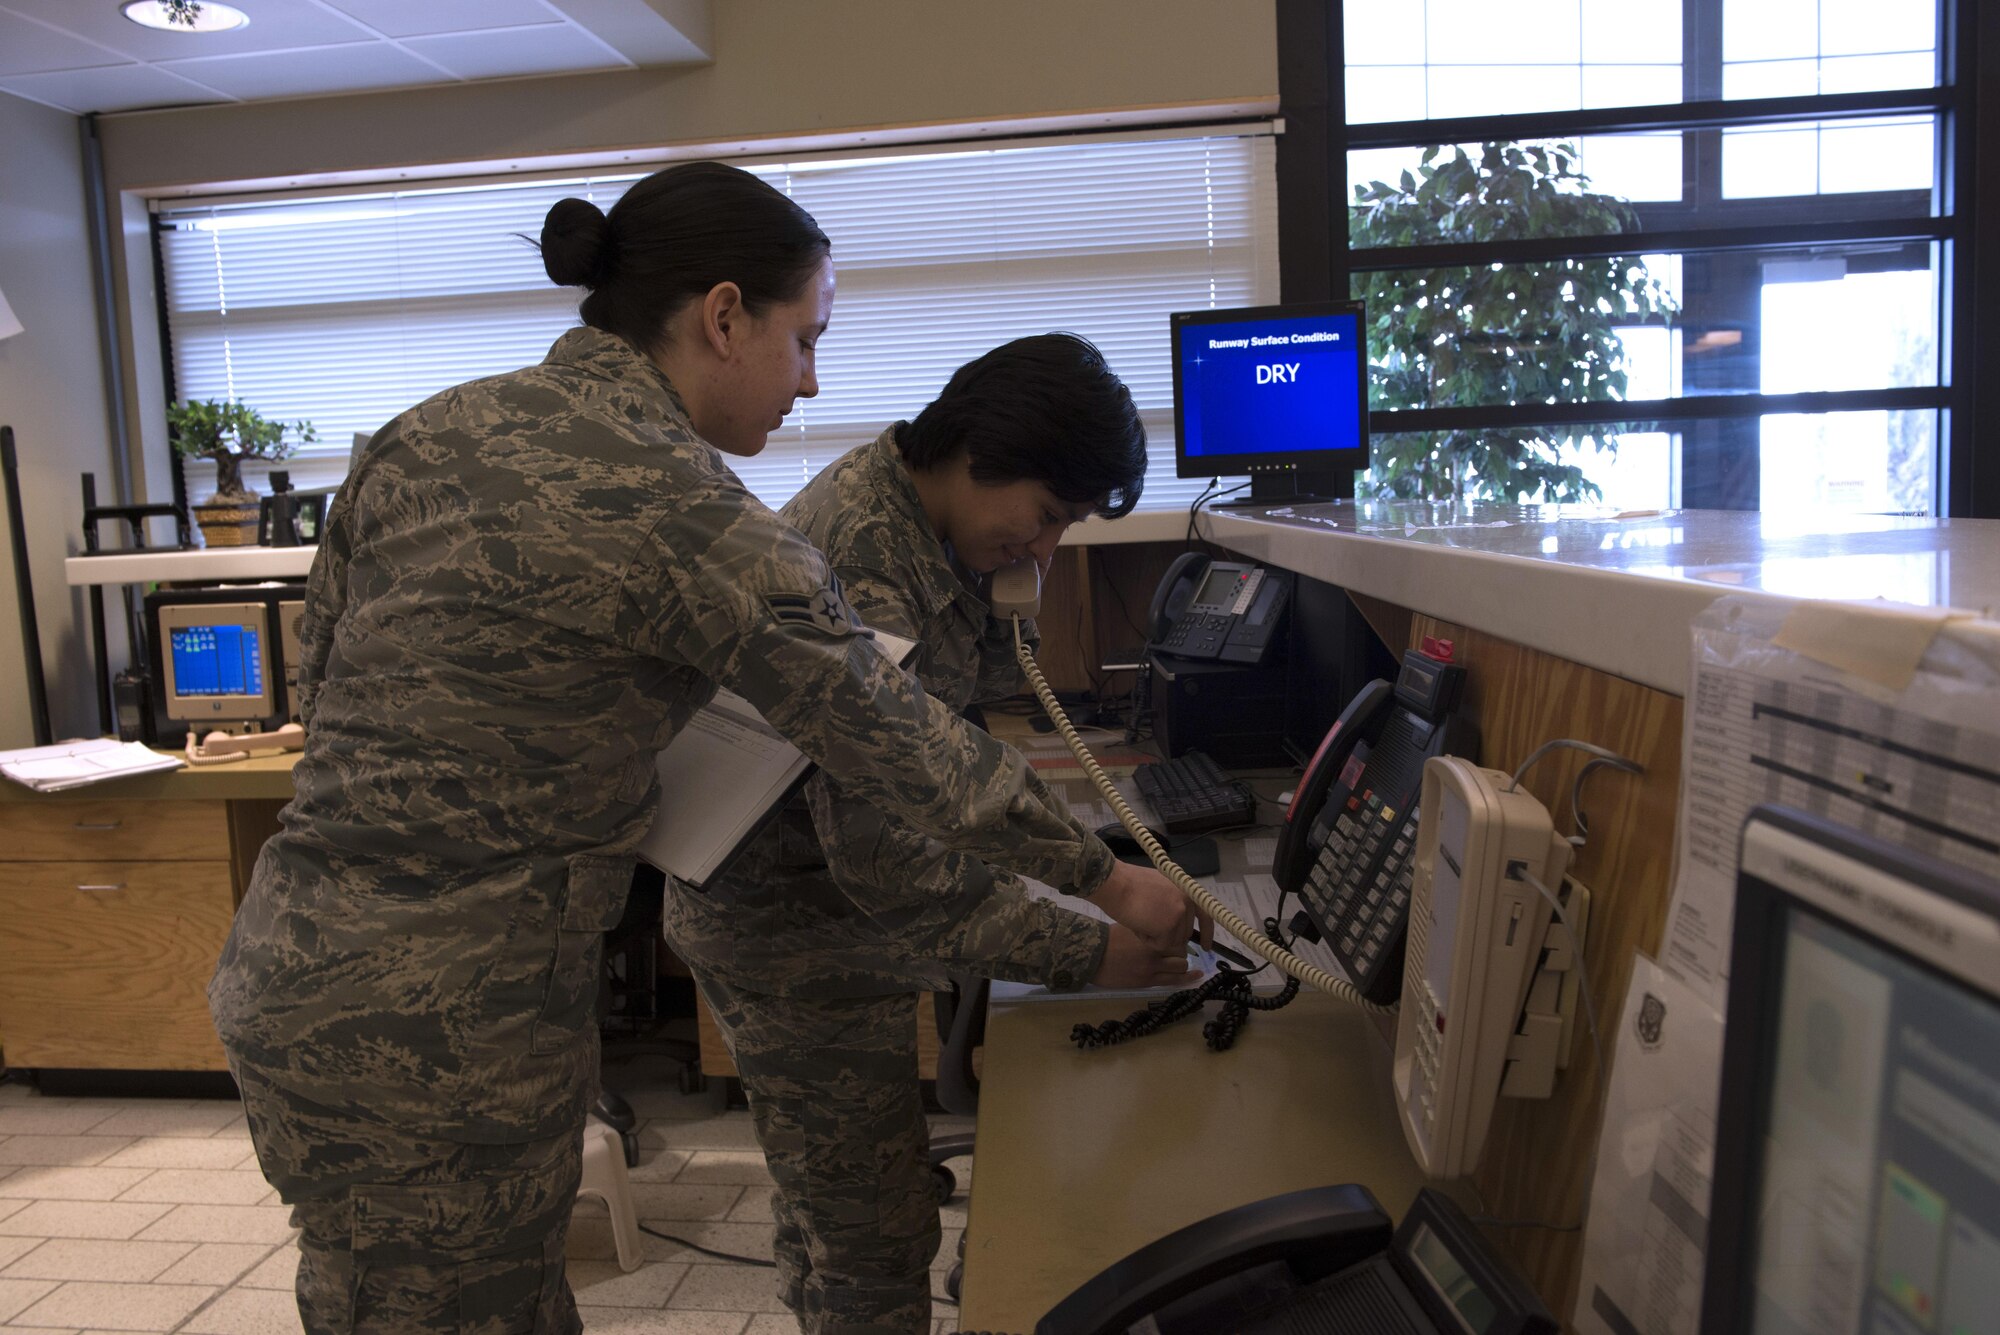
[678,1065,707,1095]
[946,1261,963,1302]
[619,1130,640,1169]
[931,1164,958,1204]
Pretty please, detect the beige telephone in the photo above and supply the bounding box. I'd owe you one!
[1395,755,1570,1178]
[184,722,306,766]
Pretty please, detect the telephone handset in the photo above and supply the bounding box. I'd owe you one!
[1396,755,1571,1180]
[1146,552,1292,665]
[1271,649,1478,1005]
[1036,1183,1555,1335]
[990,559,1043,620]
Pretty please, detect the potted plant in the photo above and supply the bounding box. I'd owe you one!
[1350,142,1677,503]
[167,399,316,547]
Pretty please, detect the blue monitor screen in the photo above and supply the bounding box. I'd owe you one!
[1174,305,1365,468]
[169,625,264,698]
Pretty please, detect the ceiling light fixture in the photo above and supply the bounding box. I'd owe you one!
[121,1,250,33]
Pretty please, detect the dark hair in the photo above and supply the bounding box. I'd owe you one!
[898,333,1146,519]
[539,161,831,354]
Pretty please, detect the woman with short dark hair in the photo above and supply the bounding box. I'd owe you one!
[672,332,1196,1335]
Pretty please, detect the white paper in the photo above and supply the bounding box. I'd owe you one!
[1574,956,1726,1335]
[637,629,916,887]
[0,738,182,792]
[1664,597,2000,1009]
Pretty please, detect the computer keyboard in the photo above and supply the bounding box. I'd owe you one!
[1134,749,1257,835]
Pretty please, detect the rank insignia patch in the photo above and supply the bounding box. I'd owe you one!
[768,575,863,636]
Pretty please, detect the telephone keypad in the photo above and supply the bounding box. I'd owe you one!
[1294,801,1420,1005]
[1411,984,1446,1133]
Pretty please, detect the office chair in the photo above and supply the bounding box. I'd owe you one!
[927,974,989,1301]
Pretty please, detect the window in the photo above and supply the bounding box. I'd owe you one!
[1305,0,1969,515]
[156,132,1278,513]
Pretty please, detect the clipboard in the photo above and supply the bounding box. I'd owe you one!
[637,628,919,889]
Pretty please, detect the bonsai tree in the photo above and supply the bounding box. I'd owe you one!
[167,398,316,503]
[1351,142,1677,503]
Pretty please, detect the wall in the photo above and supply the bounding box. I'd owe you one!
[96,1,1275,193]
[0,2,1275,738]
[0,93,122,748]
[96,0,1278,509]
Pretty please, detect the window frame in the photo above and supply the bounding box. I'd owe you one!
[1278,0,1989,516]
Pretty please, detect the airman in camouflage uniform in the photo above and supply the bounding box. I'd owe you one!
[668,335,1190,1334]
[208,325,1153,1334]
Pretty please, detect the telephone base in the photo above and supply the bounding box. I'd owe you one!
[1149,656,1288,768]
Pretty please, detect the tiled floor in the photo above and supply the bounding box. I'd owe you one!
[0,1069,973,1334]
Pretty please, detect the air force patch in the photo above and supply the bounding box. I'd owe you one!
[768,575,864,637]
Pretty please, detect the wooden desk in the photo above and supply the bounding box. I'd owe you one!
[0,753,296,1071]
[958,991,1445,1332]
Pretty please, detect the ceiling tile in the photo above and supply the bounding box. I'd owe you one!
[161,40,453,100]
[322,0,562,40]
[0,9,134,76]
[1,0,374,63]
[0,61,232,114]
[400,24,627,80]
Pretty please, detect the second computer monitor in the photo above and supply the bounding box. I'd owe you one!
[156,600,276,728]
[1700,806,2000,1335]
[1170,301,1368,503]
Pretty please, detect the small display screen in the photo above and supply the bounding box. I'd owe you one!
[1194,567,1240,606]
[1410,1223,1499,1333]
[169,625,264,698]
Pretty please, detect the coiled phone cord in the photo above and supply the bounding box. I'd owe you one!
[1011,617,1392,1014]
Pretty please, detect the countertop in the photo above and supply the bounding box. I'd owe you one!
[1204,501,2000,695]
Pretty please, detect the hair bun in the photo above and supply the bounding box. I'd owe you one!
[541,197,613,288]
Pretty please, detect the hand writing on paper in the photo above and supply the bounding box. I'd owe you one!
[1093,858,1210,955]
[1092,923,1201,990]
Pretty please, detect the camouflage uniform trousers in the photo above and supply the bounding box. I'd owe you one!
[230,1059,584,1335]
[693,972,940,1335]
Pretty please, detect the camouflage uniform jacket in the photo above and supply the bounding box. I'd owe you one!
[665,429,1111,999]
[208,329,1115,1143]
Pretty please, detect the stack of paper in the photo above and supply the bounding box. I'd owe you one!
[0,738,183,792]
[639,629,918,888]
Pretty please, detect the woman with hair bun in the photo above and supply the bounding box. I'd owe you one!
[208,160,1195,1334]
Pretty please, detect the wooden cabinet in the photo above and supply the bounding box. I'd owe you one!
[0,796,285,1072]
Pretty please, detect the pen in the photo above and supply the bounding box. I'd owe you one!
[1194,932,1257,971]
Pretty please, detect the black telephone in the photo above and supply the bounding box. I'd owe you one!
[1147,552,1293,666]
[1270,649,1478,1005]
[1035,1183,1554,1335]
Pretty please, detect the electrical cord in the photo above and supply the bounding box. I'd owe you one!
[1185,478,1218,546]
[1505,738,1643,849]
[1071,969,1302,1052]
[1013,615,1391,1012]
[636,1222,775,1267]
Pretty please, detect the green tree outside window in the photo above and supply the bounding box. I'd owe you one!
[1351,142,1678,503]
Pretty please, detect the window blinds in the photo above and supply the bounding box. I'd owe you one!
[157,132,1279,512]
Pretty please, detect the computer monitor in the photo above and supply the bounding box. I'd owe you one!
[1701,806,2000,1335]
[156,600,276,728]
[1170,301,1368,507]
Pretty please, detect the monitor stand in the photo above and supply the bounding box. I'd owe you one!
[1210,468,1349,509]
